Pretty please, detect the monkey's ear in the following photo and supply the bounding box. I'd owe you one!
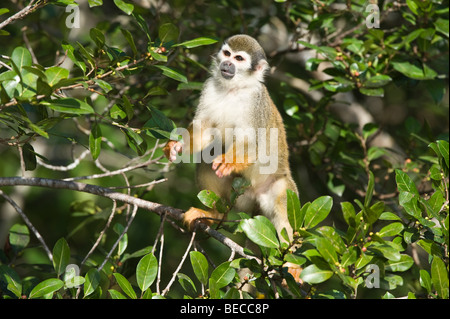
[254,59,269,81]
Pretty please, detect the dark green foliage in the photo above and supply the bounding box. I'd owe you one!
[0,0,448,299]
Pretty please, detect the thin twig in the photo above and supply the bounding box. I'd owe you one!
[37,149,90,171]
[161,231,196,296]
[81,200,117,266]
[62,155,164,182]
[156,218,165,295]
[0,189,53,261]
[98,204,138,271]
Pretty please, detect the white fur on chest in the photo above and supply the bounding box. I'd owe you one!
[196,81,258,129]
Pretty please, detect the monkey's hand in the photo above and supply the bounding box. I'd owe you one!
[163,140,183,162]
[212,154,250,178]
[183,207,217,230]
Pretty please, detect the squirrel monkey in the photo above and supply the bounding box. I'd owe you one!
[164,34,298,242]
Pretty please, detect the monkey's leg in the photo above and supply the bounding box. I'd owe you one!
[256,177,303,284]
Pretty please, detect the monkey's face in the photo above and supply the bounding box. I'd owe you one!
[217,43,252,80]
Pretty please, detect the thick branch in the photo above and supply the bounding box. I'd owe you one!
[0,176,184,220]
[0,177,260,263]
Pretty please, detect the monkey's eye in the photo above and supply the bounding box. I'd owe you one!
[235,55,244,61]
[223,50,231,57]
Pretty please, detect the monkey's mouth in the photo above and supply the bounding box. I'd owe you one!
[220,69,235,79]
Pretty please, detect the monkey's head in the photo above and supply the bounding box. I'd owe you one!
[212,34,269,85]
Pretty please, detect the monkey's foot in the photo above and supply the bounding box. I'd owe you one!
[183,207,215,230]
[284,262,303,284]
[163,140,183,162]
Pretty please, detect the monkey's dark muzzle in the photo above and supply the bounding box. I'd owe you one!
[220,61,235,79]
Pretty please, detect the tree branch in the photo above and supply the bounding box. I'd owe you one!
[0,0,46,31]
[0,176,260,263]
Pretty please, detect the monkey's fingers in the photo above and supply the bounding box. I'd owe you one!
[163,140,183,162]
[215,163,234,178]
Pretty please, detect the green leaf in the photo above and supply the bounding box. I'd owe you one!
[434,18,449,38]
[11,46,32,72]
[385,254,414,272]
[123,127,147,155]
[88,0,103,7]
[110,104,127,120]
[392,61,437,80]
[94,79,113,93]
[175,37,218,48]
[363,74,392,88]
[29,279,64,299]
[190,251,209,286]
[158,23,179,44]
[44,66,69,87]
[113,223,128,256]
[287,189,302,231]
[109,289,127,299]
[149,49,168,62]
[136,253,158,292]
[303,196,333,229]
[41,97,94,114]
[84,268,100,297]
[121,29,137,56]
[359,87,384,97]
[341,247,358,268]
[241,215,280,248]
[113,0,134,15]
[417,239,442,258]
[378,222,405,238]
[365,171,375,207]
[317,226,346,254]
[0,8,10,16]
[89,122,102,160]
[197,190,220,209]
[431,257,449,299]
[90,27,105,48]
[9,224,30,254]
[316,237,339,267]
[177,273,197,295]
[284,254,306,266]
[395,170,417,194]
[419,269,432,293]
[113,273,137,299]
[437,140,449,168]
[341,202,356,227]
[300,264,333,284]
[368,242,401,261]
[0,265,22,298]
[154,65,188,83]
[210,261,236,289]
[53,238,70,276]
[61,42,86,73]
[64,267,85,289]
